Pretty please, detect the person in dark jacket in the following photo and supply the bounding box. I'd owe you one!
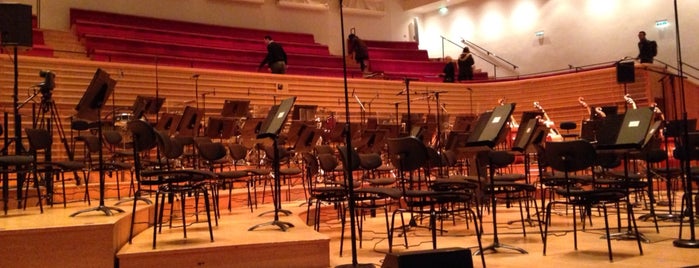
[440,56,455,83]
[347,34,370,73]
[637,31,657,63]
[258,35,287,74]
[457,47,475,81]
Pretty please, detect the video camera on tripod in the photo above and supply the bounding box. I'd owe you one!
[38,70,55,102]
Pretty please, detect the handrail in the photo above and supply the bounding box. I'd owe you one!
[650,58,699,81]
[461,38,518,70]
[439,36,499,78]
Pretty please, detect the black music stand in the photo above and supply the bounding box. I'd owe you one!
[595,108,654,243]
[71,69,124,217]
[176,106,203,137]
[249,97,296,232]
[205,117,238,140]
[132,95,165,120]
[155,113,182,135]
[462,103,528,255]
[293,126,321,154]
[221,99,250,118]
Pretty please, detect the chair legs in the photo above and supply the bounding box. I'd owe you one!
[151,183,214,249]
[543,198,643,262]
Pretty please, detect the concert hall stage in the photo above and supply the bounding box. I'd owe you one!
[0,189,330,268]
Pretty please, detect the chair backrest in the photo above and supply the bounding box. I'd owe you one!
[155,130,184,160]
[337,145,361,172]
[127,120,157,153]
[358,153,382,170]
[544,140,596,173]
[318,153,340,173]
[198,142,227,162]
[25,128,53,151]
[387,136,428,172]
[227,143,248,162]
[103,130,123,145]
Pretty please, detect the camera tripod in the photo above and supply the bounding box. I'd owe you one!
[21,80,82,206]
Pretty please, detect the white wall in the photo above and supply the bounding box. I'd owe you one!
[4,0,696,77]
[418,0,698,76]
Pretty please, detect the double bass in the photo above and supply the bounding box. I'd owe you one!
[533,101,562,141]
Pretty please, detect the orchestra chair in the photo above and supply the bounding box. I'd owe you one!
[152,126,215,249]
[358,152,395,187]
[0,152,41,214]
[542,140,643,262]
[103,129,137,197]
[386,136,484,262]
[559,121,579,140]
[25,128,86,208]
[224,143,256,212]
[126,120,215,248]
[478,150,540,247]
[337,146,401,256]
[261,144,304,202]
[77,134,132,201]
[195,139,230,223]
[303,152,346,232]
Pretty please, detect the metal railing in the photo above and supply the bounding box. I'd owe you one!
[440,36,518,78]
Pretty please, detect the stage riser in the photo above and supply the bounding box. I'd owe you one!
[117,240,329,268]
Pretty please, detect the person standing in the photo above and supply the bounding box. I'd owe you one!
[258,35,287,74]
[457,47,475,81]
[637,31,657,64]
[347,33,370,73]
[440,56,455,83]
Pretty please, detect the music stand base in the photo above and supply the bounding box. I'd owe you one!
[248,220,294,232]
[258,209,292,217]
[474,242,528,255]
[114,196,152,206]
[673,239,699,248]
[70,205,125,217]
[335,263,375,268]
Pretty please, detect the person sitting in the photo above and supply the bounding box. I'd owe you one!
[440,56,455,83]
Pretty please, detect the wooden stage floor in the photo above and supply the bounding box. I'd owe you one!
[1,185,699,268]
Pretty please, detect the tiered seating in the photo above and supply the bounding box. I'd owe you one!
[365,39,488,81]
[70,8,360,77]
[364,40,442,82]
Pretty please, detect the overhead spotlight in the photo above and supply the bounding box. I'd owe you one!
[438,6,448,15]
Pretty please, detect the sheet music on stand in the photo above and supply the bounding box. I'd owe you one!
[596,108,654,151]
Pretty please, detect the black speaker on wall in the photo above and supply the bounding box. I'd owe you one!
[616,61,635,83]
[0,3,33,47]
[381,248,473,268]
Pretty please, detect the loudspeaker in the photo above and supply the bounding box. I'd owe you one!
[616,61,635,83]
[0,3,33,47]
[381,248,473,268]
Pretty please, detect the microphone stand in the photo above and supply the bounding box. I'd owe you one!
[672,0,698,248]
[353,91,366,130]
[336,1,372,267]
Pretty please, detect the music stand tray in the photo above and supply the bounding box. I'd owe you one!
[205,117,238,139]
[176,106,203,137]
[71,68,124,217]
[221,99,250,118]
[249,97,296,232]
[132,95,165,120]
